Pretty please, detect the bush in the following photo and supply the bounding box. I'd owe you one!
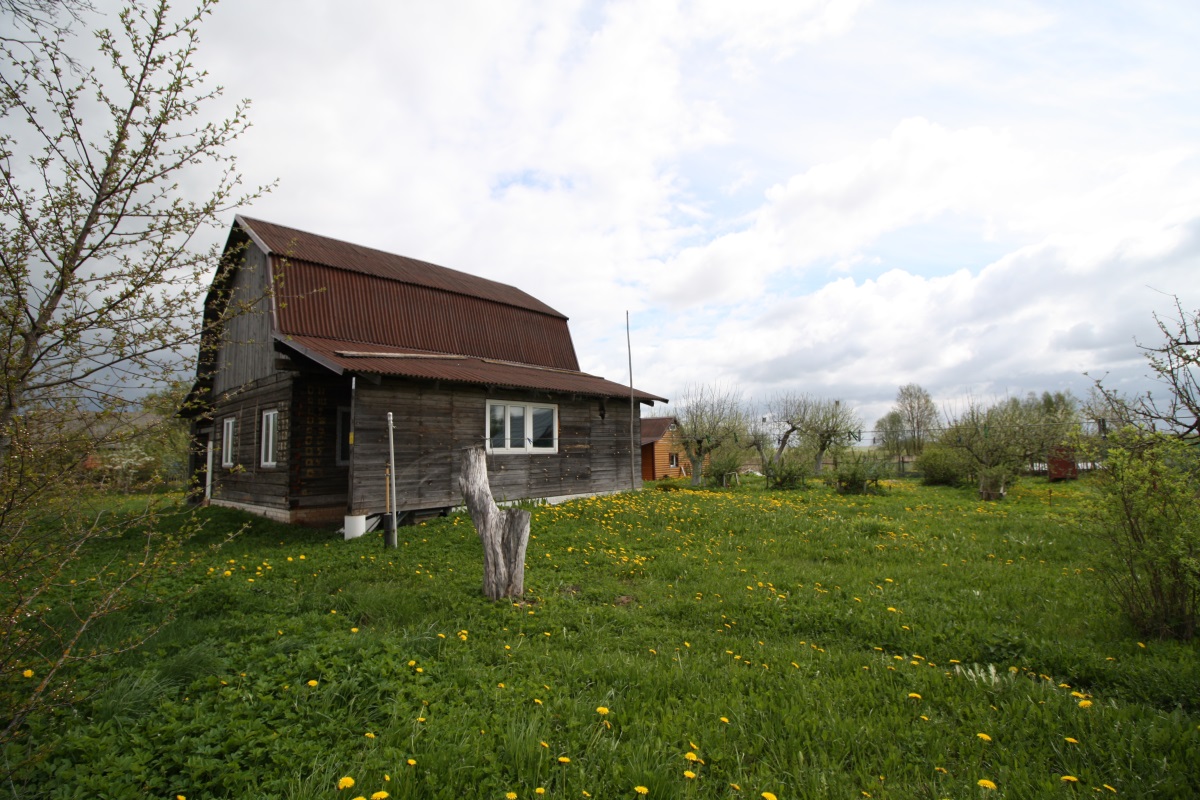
[765,452,810,490]
[1091,429,1200,640]
[830,452,888,495]
[705,446,746,488]
[916,446,970,487]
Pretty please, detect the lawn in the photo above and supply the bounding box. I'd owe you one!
[6,477,1199,799]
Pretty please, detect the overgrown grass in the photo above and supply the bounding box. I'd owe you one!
[4,478,1198,799]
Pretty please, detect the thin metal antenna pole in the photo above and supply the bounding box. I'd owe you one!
[627,310,635,490]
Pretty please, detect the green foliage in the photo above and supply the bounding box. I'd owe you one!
[764,450,809,490]
[4,481,1199,798]
[1089,429,1200,640]
[830,451,888,494]
[916,445,970,486]
[704,445,746,487]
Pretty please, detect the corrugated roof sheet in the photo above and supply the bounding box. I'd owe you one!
[238,216,564,317]
[279,334,667,403]
[272,258,580,370]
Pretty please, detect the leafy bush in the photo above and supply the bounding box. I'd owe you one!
[705,446,747,487]
[1091,429,1200,640]
[765,451,810,490]
[916,445,970,487]
[830,452,887,494]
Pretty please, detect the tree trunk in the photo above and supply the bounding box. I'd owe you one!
[459,445,530,600]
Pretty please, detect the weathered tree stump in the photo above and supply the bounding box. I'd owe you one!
[459,444,530,600]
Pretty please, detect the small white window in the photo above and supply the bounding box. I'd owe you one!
[261,409,279,468]
[669,452,679,469]
[221,416,237,468]
[486,401,557,454]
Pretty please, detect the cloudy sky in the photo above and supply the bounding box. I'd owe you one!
[101,1,1200,425]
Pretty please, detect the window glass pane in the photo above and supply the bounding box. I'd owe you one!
[489,404,506,449]
[508,406,526,449]
[531,407,555,448]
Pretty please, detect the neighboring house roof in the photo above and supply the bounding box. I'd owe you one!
[640,416,677,445]
[206,217,666,404]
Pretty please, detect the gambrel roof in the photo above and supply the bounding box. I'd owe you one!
[221,217,665,403]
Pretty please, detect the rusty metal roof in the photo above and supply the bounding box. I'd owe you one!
[279,334,667,403]
[272,258,580,370]
[238,216,564,317]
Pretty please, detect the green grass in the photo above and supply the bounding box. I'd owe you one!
[6,478,1199,799]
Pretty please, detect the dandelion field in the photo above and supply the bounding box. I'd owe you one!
[7,478,1199,799]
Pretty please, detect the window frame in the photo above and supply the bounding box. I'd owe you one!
[221,416,237,468]
[485,400,558,454]
[260,409,279,468]
[669,452,679,469]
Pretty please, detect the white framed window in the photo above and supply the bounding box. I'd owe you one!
[669,452,679,469]
[221,416,237,468]
[260,409,279,468]
[486,401,557,454]
[336,406,352,466]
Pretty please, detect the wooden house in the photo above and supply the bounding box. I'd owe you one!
[640,416,688,481]
[185,217,665,531]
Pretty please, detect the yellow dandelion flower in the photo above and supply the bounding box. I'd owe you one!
[1078,700,1093,708]
[22,669,33,679]
[415,667,424,673]
[351,796,366,800]
[351,627,359,633]
[684,752,699,762]
[634,788,649,796]
[307,680,318,687]
[977,779,997,790]
[720,716,729,723]
[371,793,389,800]
[977,733,992,742]
[1103,785,1116,793]
[761,793,777,800]
[596,706,609,715]
[406,758,416,766]
[683,770,696,779]
[1061,775,1078,782]
[534,698,543,705]
[337,776,355,790]
[907,693,921,700]
[730,785,741,791]
[1065,737,1079,744]
[507,794,518,800]
[536,790,545,796]
[540,741,550,748]
[559,756,571,764]
[364,732,375,738]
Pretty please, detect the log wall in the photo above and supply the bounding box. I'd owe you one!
[350,379,642,515]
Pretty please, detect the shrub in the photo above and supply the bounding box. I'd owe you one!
[916,445,970,487]
[705,446,746,488]
[830,452,888,495]
[1091,429,1200,640]
[765,451,810,490]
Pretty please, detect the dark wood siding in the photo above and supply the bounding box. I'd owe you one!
[289,375,351,509]
[209,372,292,510]
[350,379,642,514]
[214,244,275,395]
